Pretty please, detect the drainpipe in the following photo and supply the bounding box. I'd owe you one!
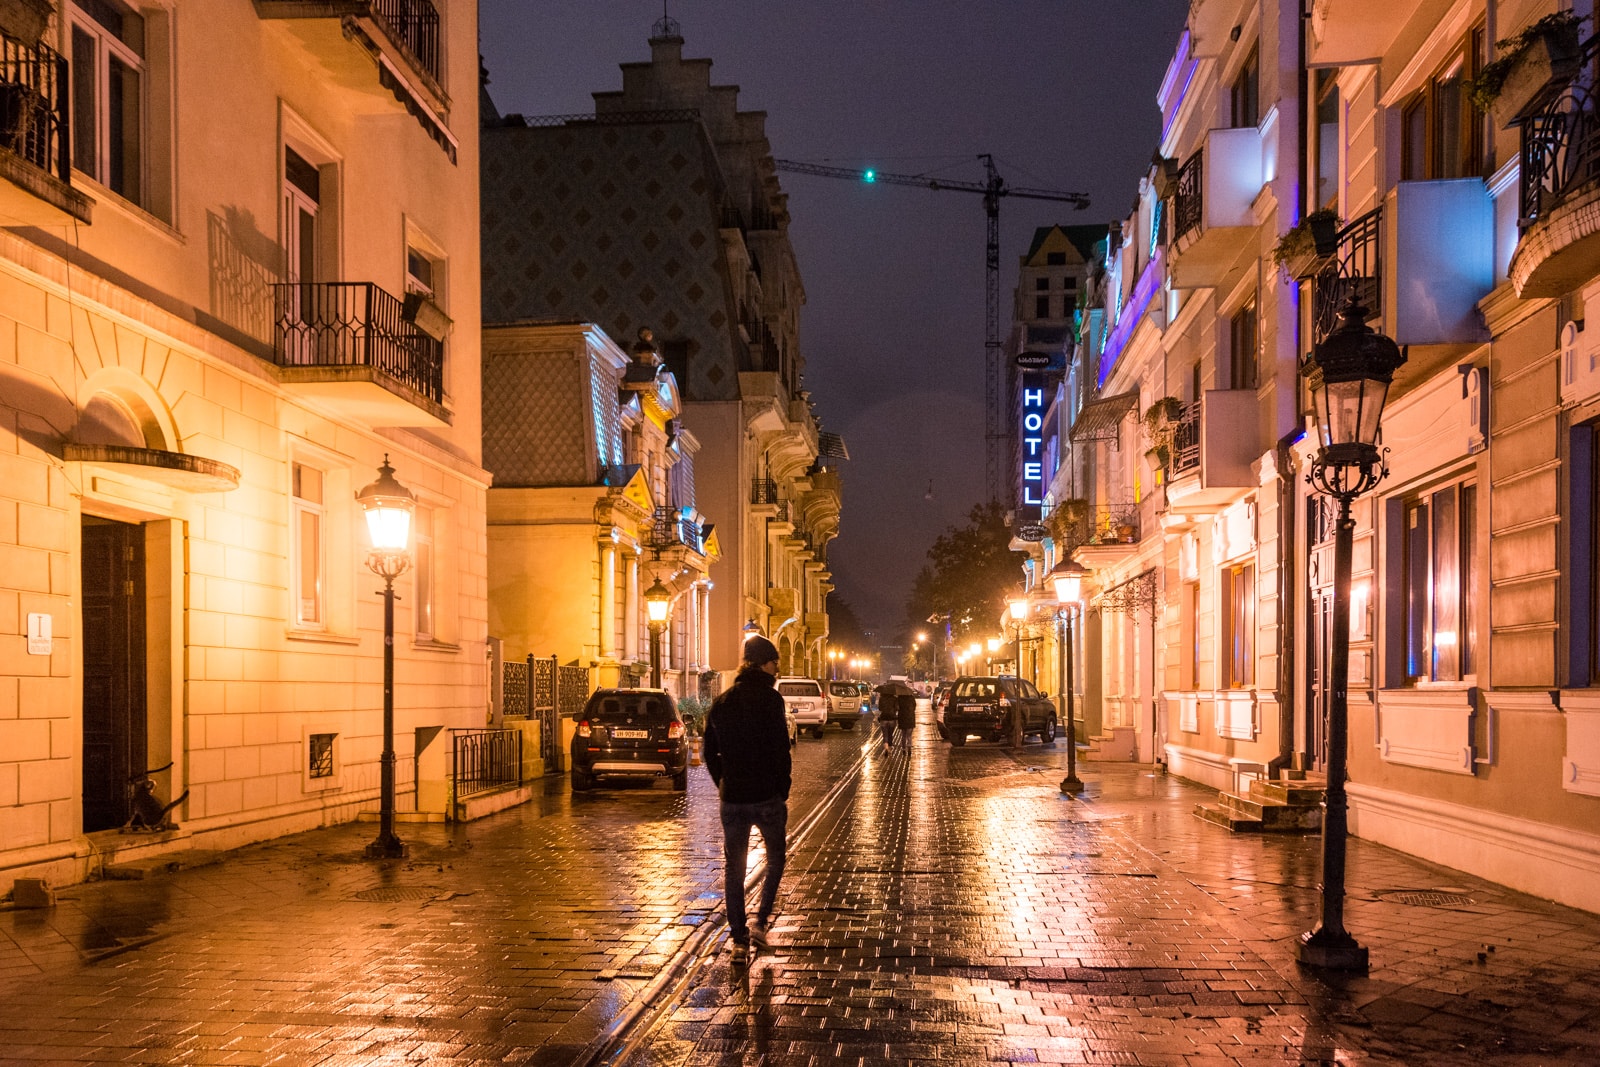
[1269,427,1302,778]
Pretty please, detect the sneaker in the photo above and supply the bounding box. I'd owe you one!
[729,941,749,965]
[749,920,770,948]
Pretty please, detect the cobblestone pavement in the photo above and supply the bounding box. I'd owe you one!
[2,711,1599,1067]
[636,719,1600,1067]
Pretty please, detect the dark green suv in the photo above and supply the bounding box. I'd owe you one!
[942,675,1057,746]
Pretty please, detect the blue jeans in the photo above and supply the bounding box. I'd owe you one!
[720,796,787,944]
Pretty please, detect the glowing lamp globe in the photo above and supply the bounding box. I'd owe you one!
[357,457,414,553]
[644,578,672,626]
[1050,559,1087,605]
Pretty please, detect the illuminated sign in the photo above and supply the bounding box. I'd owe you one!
[1020,376,1046,508]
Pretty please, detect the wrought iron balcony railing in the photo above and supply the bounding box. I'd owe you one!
[272,282,443,403]
[647,506,702,552]
[1171,149,1203,244]
[750,477,780,505]
[1170,402,1201,477]
[0,28,70,185]
[1310,207,1383,348]
[1086,504,1141,546]
[371,0,441,82]
[1519,34,1600,228]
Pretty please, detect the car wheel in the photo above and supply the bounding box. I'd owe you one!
[571,769,593,792]
[842,720,855,731]
[811,726,825,739]
[950,733,966,747]
[1040,714,1057,745]
[672,769,688,791]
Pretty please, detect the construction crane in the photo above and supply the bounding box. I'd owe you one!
[774,155,1089,503]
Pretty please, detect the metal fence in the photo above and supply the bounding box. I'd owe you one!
[0,28,70,184]
[451,728,521,799]
[1310,207,1383,349]
[1171,402,1201,477]
[371,0,441,82]
[503,654,591,766]
[1171,149,1204,244]
[272,282,444,404]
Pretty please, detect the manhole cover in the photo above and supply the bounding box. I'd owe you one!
[1376,890,1475,907]
[354,886,437,902]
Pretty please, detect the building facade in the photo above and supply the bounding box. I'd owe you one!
[1019,0,1599,913]
[480,25,842,680]
[1,0,488,894]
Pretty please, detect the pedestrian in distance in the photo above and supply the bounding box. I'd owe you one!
[874,682,898,748]
[897,689,916,748]
[702,634,792,967]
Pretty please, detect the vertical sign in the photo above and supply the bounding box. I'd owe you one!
[1020,373,1046,512]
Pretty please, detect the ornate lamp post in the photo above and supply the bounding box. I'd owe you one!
[1295,298,1405,973]
[1007,595,1028,679]
[1050,559,1087,795]
[357,456,415,860]
[644,578,671,689]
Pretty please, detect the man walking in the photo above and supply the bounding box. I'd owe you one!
[702,635,792,966]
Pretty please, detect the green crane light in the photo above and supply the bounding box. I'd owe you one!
[862,169,876,183]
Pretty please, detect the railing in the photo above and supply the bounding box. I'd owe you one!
[504,654,592,766]
[1520,54,1600,227]
[451,728,521,799]
[647,506,701,552]
[750,477,780,505]
[1171,402,1201,477]
[371,0,441,82]
[0,28,70,185]
[1171,149,1204,244]
[1311,207,1383,348]
[1086,504,1141,546]
[272,282,443,404]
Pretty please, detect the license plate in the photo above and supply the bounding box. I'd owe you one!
[958,704,984,713]
[612,729,649,739]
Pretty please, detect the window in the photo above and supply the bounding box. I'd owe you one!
[308,734,335,779]
[1230,297,1258,391]
[1400,29,1488,181]
[1185,580,1201,688]
[284,147,320,285]
[292,462,325,628]
[413,504,434,640]
[1046,251,1066,266]
[1222,562,1256,688]
[1231,46,1259,129]
[70,0,144,202]
[1314,69,1340,211]
[1035,277,1049,291]
[1403,478,1478,682]
[1035,295,1050,318]
[406,248,436,297]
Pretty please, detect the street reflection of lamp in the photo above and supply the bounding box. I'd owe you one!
[1050,558,1087,795]
[357,456,415,860]
[1295,297,1404,974]
[645,578,672,689]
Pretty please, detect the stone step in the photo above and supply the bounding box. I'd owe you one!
[104,849,222,881]
[1250,778,1326,806]
[1194,803,1262,832]
[1211,788,1322,833]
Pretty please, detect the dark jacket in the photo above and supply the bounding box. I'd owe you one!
[896,692,916,729]
[703,666,792,804]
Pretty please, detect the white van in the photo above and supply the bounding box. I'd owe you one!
[777,677,828,738]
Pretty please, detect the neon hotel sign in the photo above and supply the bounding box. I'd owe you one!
[1020,381,1045,507]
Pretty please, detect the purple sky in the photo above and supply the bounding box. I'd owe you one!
[479,0,1190,633]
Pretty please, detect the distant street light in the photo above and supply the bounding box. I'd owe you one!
[645,578,671,689]
[1294,297,1405,974]
[356,456,415,860]
[1050,558,1087,795]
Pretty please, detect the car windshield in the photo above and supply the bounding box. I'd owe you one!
[953,680,999,699]
[586,693,676,723]
[778,682,822,697]
[829,683,858,696]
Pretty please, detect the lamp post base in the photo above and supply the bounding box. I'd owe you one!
[1294,927,1368,972]
[364,833,409,860]
[1059,775,1084,794]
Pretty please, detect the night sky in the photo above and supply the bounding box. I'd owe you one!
[479,0,1190,635]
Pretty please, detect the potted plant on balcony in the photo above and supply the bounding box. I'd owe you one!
[1468,11,1585,128]
[1048,498,1090,546]
[1273,209,1342,281]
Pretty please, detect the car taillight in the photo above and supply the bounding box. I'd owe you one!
[667,721,685,739]
[576,719,592,738]
[998,696,1011,708]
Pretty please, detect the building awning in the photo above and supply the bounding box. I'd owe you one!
[1069,391,1139,446]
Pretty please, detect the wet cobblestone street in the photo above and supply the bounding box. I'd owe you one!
[2,713,1598,1066]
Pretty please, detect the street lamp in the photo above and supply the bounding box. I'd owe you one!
[1050,558,1087,795]
[1008,594,1029,680]
[1294,297,1405,974]
[357,456,415,860]
[644,578,672,689]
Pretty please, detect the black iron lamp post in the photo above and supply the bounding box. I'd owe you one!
[644,578,671,688]
[1295,298,1405,972]
[357,456,415,860]
[1050,559,1087,795]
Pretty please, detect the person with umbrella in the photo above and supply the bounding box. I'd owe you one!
[875,679,916,750]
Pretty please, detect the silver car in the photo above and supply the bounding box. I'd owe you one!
[777,677,828,739]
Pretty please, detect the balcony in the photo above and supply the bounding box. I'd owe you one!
[272,282,448,427]
[646,506,703,555]
[1311,207,1382,348]
[0,29,91,224]
[254,0,455,160]
[1383,180,1492,342]
[1167,127,1264,289]
[1514,59,1600,298]
[1164,390,1259,514]
[1307,0,1417,66]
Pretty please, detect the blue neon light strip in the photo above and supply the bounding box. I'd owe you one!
[1098,253,1162,389]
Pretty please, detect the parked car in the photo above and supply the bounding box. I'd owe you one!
[571,687,688,792]
[826,680,865,729]
[932,681,954,738]
[857,681,874,711]
[777,676,829,738]
[942,675,1056,747]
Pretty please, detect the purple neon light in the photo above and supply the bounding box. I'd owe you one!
[1098,254,1162,389]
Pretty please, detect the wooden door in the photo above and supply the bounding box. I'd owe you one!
[81,519,145,832]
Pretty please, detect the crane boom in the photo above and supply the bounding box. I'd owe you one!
[774,155,1089,504]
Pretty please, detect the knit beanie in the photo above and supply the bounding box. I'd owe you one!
[742,634,780,666]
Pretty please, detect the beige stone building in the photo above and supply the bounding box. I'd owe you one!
[480,24,843,682]
[1023,0,1598,913]
[483,322,718,700]
[0,0,487,894]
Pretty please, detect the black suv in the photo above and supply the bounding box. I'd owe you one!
[571,687,688,791]
[943,675,1057,746]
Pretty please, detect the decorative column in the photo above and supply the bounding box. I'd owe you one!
[623,552,640,663]
[600,540,618,659]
